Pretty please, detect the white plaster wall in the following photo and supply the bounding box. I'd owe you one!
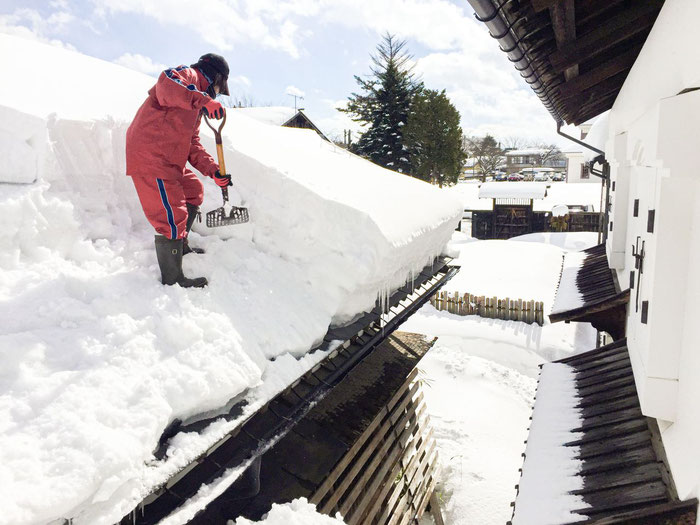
[604,0,700,504]
[608,0,700,136]
[565,152,583,183]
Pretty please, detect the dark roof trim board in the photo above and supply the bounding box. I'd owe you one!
[510,339,698,524]
[120,257,459,524]
[467,0,665,125]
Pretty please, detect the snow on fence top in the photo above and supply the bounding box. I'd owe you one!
[478,181,548,200]
[0,34,462,524]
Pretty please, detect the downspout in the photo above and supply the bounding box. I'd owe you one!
[556,122,610,243]
[557,121,604,157]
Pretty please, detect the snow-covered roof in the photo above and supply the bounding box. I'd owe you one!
[0,33,463,525]
[230,106,299,127]
[534,182,602,212]
[453,182,602,212]
[513,340,681,523]
[479,181,548,200]
[550,244,623,319]
[504,148,549,156]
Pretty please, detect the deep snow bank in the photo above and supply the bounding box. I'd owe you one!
[0,34,461,524]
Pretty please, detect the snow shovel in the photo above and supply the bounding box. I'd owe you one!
[203,113,250,227]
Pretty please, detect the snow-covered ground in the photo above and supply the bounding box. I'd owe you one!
[0,34,462,525]
[404,232,598,525]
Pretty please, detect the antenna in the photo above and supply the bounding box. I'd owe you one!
[288,93,304,111]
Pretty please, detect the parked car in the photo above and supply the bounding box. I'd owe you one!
[507,173,524,181]
[551,173,565,181]
[494,173,508,181]
[533,172,549,182]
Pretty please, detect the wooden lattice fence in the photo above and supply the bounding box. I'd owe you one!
[309,368,442,525]
[430,290,544,325]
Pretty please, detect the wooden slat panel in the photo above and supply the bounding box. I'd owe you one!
[387,444,437,525]
[373,425,434,525]
[327,387,422,515]
[357,424,424,525]
[342,404,424,522]
[310,369,418,505]
[350,413,431,525]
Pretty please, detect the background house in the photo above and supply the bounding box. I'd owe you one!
[504,148,566,175]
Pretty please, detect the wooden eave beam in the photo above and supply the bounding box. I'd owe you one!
[557,44,642,99]
[530,0,557,13]
[572,94,619,125]
[576,0,626,28]
[549,0,578,81]
[549,2,662,74]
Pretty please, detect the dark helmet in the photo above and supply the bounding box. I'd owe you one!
[192,53,230,96]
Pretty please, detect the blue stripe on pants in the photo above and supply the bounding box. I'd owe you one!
[156,178,178,239]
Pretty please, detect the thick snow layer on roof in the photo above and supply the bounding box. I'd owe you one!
[448,182,493,211]
[583,111,609,162]
[229,106,299,127]
[452,182,602,212]
[479,181,548,200]
[504,148,549,156]
[441,237,564,314]
[535,182,603,212]
[511,363,588,524]
[0,34,461,524]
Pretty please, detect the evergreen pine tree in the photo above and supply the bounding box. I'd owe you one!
[341,33,422,173]
[403,89,465,186]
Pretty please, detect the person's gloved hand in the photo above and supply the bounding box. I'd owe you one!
[213,170,232,187]
[203,99,225,119]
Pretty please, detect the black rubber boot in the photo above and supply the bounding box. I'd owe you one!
[183,203,205,255]
[154,235,208,288]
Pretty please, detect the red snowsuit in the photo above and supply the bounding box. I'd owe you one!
[126,66,219,239]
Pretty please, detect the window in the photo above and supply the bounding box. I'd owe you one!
[580,164,590,179]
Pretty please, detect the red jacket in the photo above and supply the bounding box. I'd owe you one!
[126,66,218,180]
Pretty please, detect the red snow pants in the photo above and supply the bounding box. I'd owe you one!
[131,170,204,240]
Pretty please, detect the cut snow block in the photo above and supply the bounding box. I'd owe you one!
[0,106,47,183]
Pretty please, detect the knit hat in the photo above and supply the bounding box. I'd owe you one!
[192,53,230,96]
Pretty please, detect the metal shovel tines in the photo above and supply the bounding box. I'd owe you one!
[203,114,250,227]
[206,203,249,227]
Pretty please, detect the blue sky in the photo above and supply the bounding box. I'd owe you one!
[1,0,576,146]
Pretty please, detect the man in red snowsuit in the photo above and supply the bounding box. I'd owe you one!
[126,53,232,288]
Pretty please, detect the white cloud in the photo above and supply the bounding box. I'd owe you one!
[0,7,76,50]
[285,85,305,98]
[114,52,166,75]
[230,75,251,87]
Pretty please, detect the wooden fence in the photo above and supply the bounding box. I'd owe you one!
[430,290,544,325]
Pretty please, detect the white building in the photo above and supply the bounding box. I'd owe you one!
[603,0,700,499]
[470,0,700,521]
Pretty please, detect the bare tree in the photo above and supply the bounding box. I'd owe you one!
[533,143,564,166]
[502,135,529,150]
[464,134,504,182]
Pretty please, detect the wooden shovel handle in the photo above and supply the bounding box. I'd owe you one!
[203,112,227,176]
